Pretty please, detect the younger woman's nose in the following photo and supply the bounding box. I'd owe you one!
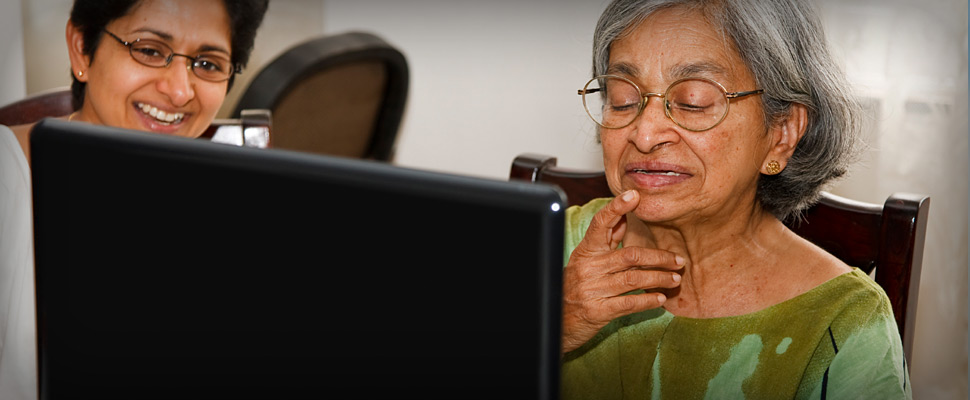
[156,63,196,107]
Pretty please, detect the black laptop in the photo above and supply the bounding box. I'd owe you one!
[30,118,564,400]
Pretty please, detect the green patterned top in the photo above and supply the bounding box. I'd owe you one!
[561,198,911,400]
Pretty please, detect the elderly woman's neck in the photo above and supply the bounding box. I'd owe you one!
[627,205,779,256]
[624,208,793,317]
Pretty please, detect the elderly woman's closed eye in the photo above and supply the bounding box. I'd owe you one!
[559,1,911,399]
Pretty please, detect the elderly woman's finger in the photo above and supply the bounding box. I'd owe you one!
[577,291,669,333]
[606,269,682,295]
[603,292,668,319]
[582,190,640,252]
[605,247,685,274]
[574,258,682,300]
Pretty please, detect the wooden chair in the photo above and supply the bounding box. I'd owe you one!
[0,88,272,148]
[0,87,74,126]
[231,31,408,161]
[510,153,930,367]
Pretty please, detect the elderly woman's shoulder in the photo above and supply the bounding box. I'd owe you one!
[806,259,894,319]
[837,268,893,305]
[784,231,853,280]
[820,268,900,342]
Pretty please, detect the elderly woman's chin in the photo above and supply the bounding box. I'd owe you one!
[610,183,699,223]
[630,196,690,223]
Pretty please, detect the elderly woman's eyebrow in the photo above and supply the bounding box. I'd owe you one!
[605,62,641,77]
[670,61,728,80]
[606,61,728,82]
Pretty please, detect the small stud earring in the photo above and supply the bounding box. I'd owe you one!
[77,71,83,77]
[765,160,782,175]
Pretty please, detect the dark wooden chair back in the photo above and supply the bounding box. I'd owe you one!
[0,87,74,126]
[510,153,930,367]
[0,88,272,148]
[231,31,408,161]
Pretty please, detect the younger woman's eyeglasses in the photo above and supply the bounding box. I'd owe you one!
[103,30,238,83]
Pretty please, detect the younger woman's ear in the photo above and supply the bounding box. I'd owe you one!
[761,103,808,174]
[65,20,90,82]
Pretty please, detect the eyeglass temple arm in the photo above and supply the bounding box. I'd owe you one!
[578,88,602,95]
[726,89,764,99]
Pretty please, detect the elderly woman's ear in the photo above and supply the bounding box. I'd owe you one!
[761,103,808,175]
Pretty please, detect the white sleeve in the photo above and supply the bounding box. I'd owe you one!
[0,125,37,400]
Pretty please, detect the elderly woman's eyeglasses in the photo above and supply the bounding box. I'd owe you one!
[578,75,764,131]
[103,30,238,83]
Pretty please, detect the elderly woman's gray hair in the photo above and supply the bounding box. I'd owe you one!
[593,0,862,221]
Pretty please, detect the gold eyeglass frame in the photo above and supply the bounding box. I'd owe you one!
[578,74,764,132]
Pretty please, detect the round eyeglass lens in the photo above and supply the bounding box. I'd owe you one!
[129,40,171,67]
[665,79,728,131]
[189,57,233,81]
[583,76,643,129]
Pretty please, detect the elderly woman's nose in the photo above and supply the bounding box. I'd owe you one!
[629,99,681,152]
[156,63,196,107]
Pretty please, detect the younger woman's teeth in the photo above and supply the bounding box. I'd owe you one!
[137,103,184,125]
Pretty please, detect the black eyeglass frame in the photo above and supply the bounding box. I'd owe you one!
[578,74,764,132]
[102,30,240,83]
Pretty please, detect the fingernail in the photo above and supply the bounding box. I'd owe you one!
[621,190,635,202]
[671,273,681,283]
[675,255,685,265]
[656,293,667,303]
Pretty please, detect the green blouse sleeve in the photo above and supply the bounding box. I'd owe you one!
[801,275,912,399]
[563,198,612,266]
[561,198,622,400]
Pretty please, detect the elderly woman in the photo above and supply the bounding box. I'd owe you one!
[561,0,910,398]
[0,1,268,398]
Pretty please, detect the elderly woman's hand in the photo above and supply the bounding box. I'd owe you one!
[561,190,684,354]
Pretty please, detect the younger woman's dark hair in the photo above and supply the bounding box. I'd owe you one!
[68,0,270,110]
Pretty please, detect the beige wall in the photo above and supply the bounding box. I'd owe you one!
[0,1,26,106]
[12,0,969,398]
[21,0,72,97]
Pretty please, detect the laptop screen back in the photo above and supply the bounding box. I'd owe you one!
[30,119,564,399]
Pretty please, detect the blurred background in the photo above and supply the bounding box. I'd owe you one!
[2,0,966,398]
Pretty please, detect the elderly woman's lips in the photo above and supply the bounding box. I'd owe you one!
[631,169,683,176]
[625,165,692,187]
